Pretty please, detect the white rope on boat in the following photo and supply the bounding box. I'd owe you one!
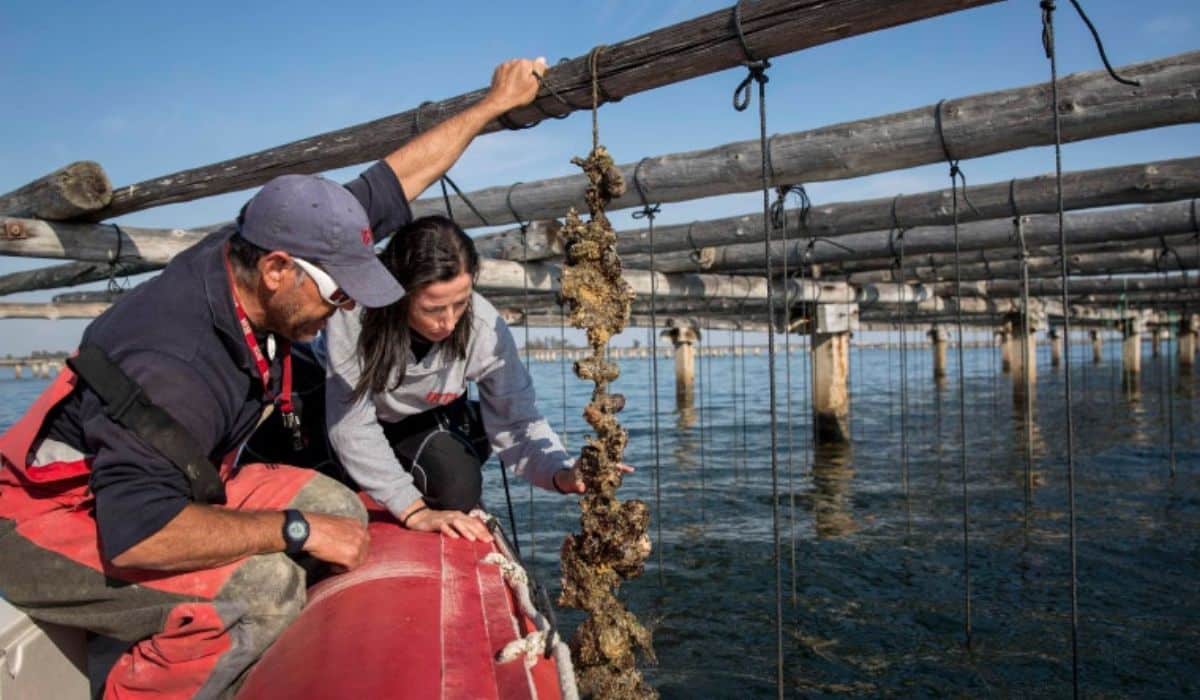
[472,510,579,700]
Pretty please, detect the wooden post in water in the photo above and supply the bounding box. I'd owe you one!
[930,325,949,380]
[813,304,855,445]
[1049,328,1063,368]
[1151,327,1162,358]
[1009,311,1039,402]
[662,319,701,410]
[997,321,1013,374]
[1180,315,1198,373]
[1122,318,1143,376]
[1091,329,1104,364]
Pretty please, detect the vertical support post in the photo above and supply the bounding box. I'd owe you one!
[1180,315,1198,373]
[1090,329,1103,364]
[12,364,22,379]
[1122,318,1143,377]
[663,319,701,411]
[1049,328,1063,368]
[812,304,855,445]
[1151,327,1162,358]
[997,322,1013,374]
[1010,311,1040,402]
[929,325,949,380]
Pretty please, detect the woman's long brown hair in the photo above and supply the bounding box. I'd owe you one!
[351,215,479,402]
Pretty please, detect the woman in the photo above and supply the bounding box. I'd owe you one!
[325,215,591,541]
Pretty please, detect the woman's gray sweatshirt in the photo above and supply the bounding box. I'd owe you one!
[325,293,570,517]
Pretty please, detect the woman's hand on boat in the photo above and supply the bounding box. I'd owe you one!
[406,508,494,543]
[303,512,370,571]
[553,464,635,494]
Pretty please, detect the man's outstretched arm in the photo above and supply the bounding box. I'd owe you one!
[110,505,368,572]
[384,57,546,201]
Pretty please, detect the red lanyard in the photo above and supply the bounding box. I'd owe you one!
[223,250,301,446]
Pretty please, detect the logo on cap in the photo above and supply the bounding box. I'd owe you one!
[361,228,373,247]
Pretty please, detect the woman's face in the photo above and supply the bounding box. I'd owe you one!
[406,272,472,342]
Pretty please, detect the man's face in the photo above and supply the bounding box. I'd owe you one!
[406,272,473,343]
[263,262,341,342]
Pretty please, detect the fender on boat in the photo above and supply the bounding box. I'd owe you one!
[237,518,564,700]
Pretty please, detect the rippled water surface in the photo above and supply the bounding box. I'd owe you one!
[2,336,1197,697]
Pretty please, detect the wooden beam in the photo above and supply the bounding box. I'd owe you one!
[630,200,1199,273]
[0,260,160,296]
[0,162,112,220]
[475,156,1200,260]
[0,302,110,320]
[90,0,996,219]
[0,218,208,265]
[418,51,1200,227]
[476,258,854,303]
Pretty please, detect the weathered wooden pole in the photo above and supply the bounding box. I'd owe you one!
[1009,312,1039,401]
[474,156,1200,261]
[661,319,701,410]
[1179,315,1198,373]
[812,304,855,445]
[632,200,1200,274]
[1151,327,1163,358]
[0,301,111,320]
[930,325,950,380]
[420,52,1200,228]
[0,161,112,220]
[1123,318,1144,376]
[11,364,22,380]
[1090,329,1104,364]
[92,0,998,220]
[1049,328,1063,368]
[997,322,1013,374]
[0,259,160,296]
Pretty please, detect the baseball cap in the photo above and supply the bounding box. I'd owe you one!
[238,174,403,308]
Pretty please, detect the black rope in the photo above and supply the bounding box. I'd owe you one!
[933,100,981,219]
[106,224,133,295]
[1010,180,1036,508]
[890,197,912,515]
[938,99,974,653]
[730,0,771,113]
[1059,0,1141,86]
[1042,3,1081,696]
[731,30,784,694]
[632,157,665,590]
[507,181,536,560]
[560,300,570,450]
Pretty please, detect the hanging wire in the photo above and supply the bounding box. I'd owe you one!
[560,300,570,450]
[1156,249,1177,475]
[632,157,665,590]
[1042,3,1081,695]
[890,198,912,521]
[1011,180,1036,506]
[507,182,536,561]
[729,1,784,689]
[934,93,974,653]
[772,184,809,607]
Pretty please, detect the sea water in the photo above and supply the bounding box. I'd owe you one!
[2,339,1196,697]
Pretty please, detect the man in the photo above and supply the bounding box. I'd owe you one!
[0,57,547,698]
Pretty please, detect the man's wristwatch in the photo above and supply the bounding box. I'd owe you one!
[282,509,310,555]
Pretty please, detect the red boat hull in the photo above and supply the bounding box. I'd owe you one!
[238,518,562,700]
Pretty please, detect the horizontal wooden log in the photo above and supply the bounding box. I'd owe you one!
[930,274,1194,298]
[477,258,854,303]
[632,200,1199,273]
[92,0,994,220]
[475,156,1200,260]
[0,259,160,296]
[0,217,216,264]
[0,301,110,320]
[419,51,1200,228]
[0,162,112,220]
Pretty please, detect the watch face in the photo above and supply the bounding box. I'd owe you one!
[287,520,308,541]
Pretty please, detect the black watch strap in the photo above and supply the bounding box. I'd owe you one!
[282,509,309,555]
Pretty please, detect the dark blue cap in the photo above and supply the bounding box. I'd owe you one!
[239,174,403,308]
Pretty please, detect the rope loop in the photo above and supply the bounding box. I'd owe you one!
[770,184,809,232]
[934,99,981,217]
[630,158,660,221]
[107,224,132,294]
[439,174,491,227]
[414,100,437,134]
[505,182,529,235]
[731,1,770,112]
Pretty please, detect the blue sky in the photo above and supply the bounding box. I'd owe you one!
[1,0,1197,354]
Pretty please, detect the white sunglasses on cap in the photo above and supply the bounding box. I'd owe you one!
[292,257,354,309]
